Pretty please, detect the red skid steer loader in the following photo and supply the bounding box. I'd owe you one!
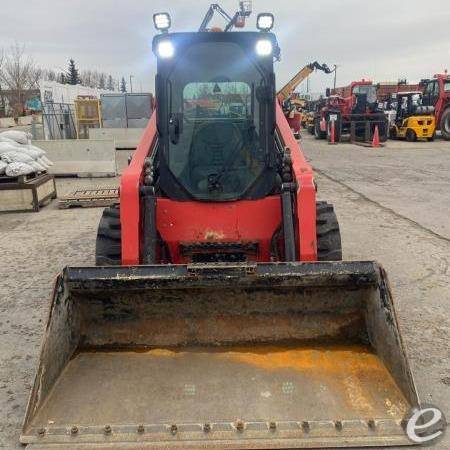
[21,12,419,450]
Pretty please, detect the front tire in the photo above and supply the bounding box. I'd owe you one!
[440,108,450,140]
[316,202,342,261]
[406,129,417,142]
[95,206,121,266]
[389,126,398,140]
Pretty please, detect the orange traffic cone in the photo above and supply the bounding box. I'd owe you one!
[320,118,326,132]
[328,119,336,145]
[372,125,380,148]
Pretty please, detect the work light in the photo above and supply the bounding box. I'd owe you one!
[256,39,273,56]
[257,13,274,31]
[153,13,171,32]
[157,40,175,58]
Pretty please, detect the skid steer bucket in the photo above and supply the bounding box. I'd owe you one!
[21,262,418,449]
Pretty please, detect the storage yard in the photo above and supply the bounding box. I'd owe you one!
[1,135,448,449]
[0,1,449,450]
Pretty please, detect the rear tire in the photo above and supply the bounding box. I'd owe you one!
[406,129,417,142]
[389,127,398,140]
[96,206,122,266]
[440,108,450,140]
[316,202,342,261]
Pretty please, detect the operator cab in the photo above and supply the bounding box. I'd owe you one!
[352,84,379,113]
[152,32,279,202]
[395,92,427,121]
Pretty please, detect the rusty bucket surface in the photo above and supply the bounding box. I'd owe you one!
[21,262,419,449]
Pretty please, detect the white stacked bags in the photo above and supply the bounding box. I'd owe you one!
[0,131,53,177]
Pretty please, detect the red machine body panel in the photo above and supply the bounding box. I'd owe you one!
[157,197,282,263]
[433,74,450,127]
[329,80,374,116]
[276,102,317,261]
[120,102,317,266]
[120,113,158,265]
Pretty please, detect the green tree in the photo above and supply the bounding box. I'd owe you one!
[98,73,106,90]
[120,77,127,93]
[107,75,114,91]
[66,59,80,85]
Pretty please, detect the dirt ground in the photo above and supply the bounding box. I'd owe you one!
[0,136,449,449]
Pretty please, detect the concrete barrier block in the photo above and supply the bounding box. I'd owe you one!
[0,117,16,128]
[18,116,33,126]
[33,139,117,178]
[89,128,145,149]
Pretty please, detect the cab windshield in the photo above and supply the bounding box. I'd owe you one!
[166,41,267,201]
[353,85,377,103]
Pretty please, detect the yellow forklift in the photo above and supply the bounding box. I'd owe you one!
[390,91,436,141]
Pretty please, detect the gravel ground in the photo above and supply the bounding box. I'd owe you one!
[0,138,449,449]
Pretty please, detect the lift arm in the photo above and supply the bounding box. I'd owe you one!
[277,62,333,103]
[199,2,252,32]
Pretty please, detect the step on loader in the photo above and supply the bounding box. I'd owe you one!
[21,11,419,450]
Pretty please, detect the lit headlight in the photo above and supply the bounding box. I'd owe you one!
[257,13,274,31]
[256,39,273,56]
[153,13,171,32]
[158,41,175,58]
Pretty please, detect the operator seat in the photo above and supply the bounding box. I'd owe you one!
[188,121,245,193]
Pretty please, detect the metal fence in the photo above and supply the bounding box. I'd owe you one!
[42,102,77,140]
[101,93,153,128]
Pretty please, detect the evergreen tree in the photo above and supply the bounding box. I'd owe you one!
[98,73,106,90]
[66,59,80,85]
[107,75,114,91]
[120,77,127,93]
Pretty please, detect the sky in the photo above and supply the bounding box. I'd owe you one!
[0,0,449,94]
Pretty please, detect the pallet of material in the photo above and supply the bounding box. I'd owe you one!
[58,187,118,209]
[0,173,57,213]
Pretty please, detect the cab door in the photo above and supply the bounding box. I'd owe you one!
[423,80,439,106]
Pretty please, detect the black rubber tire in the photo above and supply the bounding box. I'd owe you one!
[307,125,315,135]
[406,129,417,142]
[316,201,342,261]
[440,108,450,141]
[427,133,435,142]
[376,120,389,143]
[95,205,122,266]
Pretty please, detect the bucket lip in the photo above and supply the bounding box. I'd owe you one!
[64,261,382,291]
[21,417,416,447]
